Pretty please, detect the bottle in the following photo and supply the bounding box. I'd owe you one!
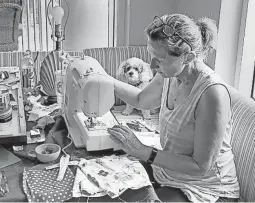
[21,50,35,89]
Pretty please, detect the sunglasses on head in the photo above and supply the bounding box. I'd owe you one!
[152,16,193,52]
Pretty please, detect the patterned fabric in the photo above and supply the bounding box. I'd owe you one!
[152,63,239,202]
[72,155,152,199]
[23,167,75,202]
[83,46,151,105]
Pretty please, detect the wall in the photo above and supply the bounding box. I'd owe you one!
[116,0,221,69]
[115,0,127,47]
[214,0,243,86]
[174,0,221,69]
[129,0,177,46]
[116,0,177,46]
[174,0,221,21]
[62,0,109,51]
[234,0,255,98]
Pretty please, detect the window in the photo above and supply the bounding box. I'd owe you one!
[19,0,59,51]
[18,0,115,52]
[234,0,255,98]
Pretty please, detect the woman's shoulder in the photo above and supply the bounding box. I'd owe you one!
[204,84,230,102]
[199,85,231,118]
[194,84,231,123]
[195,62,231,107]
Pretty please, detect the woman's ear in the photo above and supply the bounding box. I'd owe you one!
[183,51,196,64]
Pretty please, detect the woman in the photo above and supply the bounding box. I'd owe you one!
[107,13,240,202]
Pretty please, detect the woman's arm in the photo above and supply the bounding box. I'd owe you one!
[150,84,231,176]
[113,73,164,110]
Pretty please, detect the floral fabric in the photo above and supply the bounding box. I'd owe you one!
[73,155,152,198]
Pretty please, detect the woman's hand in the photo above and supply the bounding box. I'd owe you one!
[107,125,152,161]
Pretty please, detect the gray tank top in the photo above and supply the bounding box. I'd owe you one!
[152,65,240,202]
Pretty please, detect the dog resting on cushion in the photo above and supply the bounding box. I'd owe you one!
[117,57,156,119]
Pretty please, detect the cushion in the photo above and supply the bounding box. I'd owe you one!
[229,86,255,202]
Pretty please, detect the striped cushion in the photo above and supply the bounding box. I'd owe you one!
[229,86,255,202]
[83,46,152,105]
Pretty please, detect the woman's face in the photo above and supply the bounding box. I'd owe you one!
[147,37,185,78]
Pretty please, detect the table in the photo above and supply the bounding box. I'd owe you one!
[0,106,159,202]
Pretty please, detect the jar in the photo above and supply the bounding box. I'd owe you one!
[0,85,12,132]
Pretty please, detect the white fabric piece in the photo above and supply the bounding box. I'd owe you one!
[72,155,152,198]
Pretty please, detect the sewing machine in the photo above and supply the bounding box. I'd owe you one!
[63,56,121,151]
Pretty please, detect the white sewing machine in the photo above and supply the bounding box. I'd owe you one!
[63,56,121,151]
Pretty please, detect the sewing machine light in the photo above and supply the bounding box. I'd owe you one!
[51,6,64,25]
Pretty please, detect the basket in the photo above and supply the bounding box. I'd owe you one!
[0,0,24,51]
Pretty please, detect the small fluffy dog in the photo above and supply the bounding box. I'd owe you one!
[117,57,155,119]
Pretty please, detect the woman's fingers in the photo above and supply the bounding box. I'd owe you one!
[109,126,129,135]
[112,124,133,134]
[112,125,127,132]
[112,125,121,129]
[108,125,142,150]
[107,128,126,143]
[109,134,123,145]
[120,125,132,133]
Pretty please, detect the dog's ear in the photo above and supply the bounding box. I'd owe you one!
[138,63,144,73]
[117,60,128,82]
[140,62,154,82]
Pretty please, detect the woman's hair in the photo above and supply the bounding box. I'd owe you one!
[145,14,218,60]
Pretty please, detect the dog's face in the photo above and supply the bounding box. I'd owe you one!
[118,57,152,86]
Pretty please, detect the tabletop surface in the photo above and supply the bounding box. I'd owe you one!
[0,105,159,202]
